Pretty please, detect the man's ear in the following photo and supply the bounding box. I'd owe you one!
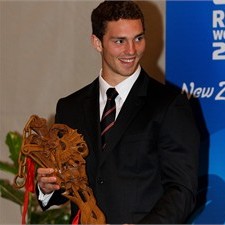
[91,35,102,52]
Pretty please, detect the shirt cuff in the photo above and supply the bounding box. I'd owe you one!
[37,184,54,207]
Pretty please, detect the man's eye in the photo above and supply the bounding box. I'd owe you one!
[135,36,144,42]
[114,39,124,44]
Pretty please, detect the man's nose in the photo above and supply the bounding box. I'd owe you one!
[125,41,136,55]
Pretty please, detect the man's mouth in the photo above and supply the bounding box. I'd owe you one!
[119,57,135,63]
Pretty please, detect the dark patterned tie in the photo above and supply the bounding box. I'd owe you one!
[101,88,118,149]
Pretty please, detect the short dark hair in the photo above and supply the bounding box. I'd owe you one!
[91,0,145,41]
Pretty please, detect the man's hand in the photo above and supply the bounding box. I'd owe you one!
[37,168,60,194]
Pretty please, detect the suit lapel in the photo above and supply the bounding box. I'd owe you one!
[99,71,149,166]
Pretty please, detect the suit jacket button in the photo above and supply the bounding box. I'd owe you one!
[97,177,104,184]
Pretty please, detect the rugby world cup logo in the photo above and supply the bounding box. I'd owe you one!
[213,0,225,4]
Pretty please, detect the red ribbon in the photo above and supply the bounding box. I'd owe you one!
[21,158,35,224]
[72,209,81,225]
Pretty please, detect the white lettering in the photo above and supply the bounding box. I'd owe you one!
[197,87,214,98]
[212,42,225,60]
[193,87,202,98]
[213,10,225,28]
[182,82,195,99]
[182,82,214,99]
[213,29,225,40]
[213,0,225,5]
[215,81,225,100]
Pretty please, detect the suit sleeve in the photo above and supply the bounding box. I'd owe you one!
[140,94,200,224]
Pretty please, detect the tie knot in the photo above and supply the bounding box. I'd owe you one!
[106,88,118,100]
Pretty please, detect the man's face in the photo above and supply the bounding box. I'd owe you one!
[95,19,146,85]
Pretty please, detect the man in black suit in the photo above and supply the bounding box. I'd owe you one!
[37,1,199,224]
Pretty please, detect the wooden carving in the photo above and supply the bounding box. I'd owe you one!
[14,115,106,224]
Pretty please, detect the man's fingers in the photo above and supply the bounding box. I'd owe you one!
[36,168,60,194]
[38,174,60,194]
[37,172,57,185]
[40,176,57,183]
[37,168,54,176]
[41,182,60,191]
[39,182,60,194]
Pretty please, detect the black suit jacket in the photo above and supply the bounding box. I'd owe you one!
[40,69,199,224]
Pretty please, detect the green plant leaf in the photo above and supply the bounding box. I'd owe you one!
[5,132,22,167]
[0,161,17,174]
[30,206,70,224]
[0,179,24,205]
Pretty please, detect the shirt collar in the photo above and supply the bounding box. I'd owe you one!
[99,65,141,101]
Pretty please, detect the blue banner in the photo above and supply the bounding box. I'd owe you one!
[166,0,225,223]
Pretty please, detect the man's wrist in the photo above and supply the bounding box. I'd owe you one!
[38,184,54,206]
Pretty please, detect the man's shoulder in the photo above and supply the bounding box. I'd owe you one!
[141,69,187,108]
[58,77,99,103]
[141,69,180,97]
